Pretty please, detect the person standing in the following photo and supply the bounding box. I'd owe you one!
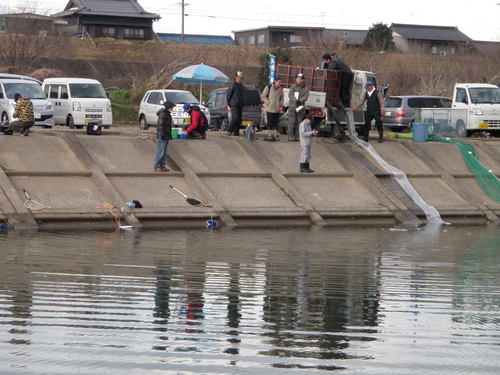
[154,100,175,172]
[6,93,34,136]
[323,53,354,107]
[226,71,245,136]
[261,78,284,141]
[299,114,318,173]
[351,82,385,143]
[287,72,309,142]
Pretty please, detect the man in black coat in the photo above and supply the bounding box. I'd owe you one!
[154,101,175,172]
[226,71,245,136]
[322,53,354,107]
[352,82,385,143]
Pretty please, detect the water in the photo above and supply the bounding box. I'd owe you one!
[0,226,499,375]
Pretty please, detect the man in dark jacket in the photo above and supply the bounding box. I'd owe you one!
[154,101,175,172]
[352,82,385,143]
[322,53,354,107]
[226,71,245,136]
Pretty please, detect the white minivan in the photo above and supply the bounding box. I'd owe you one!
[0,76,54,128]
[42,78,112,128]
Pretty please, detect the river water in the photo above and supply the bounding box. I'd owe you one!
[0,226,499,375]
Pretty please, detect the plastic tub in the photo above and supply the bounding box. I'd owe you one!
[171,128,179,139]
[178,133,188,139]
[412,123,428,142]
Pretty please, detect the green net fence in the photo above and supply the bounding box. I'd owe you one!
[429,135,500,204]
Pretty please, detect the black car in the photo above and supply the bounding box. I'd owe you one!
[204,86,262,131]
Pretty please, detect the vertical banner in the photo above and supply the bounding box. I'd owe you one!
[268,54,276,85]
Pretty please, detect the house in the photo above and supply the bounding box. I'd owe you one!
[390,23,472,55]
[51,0,160,40]
[233,26,325,48]
[472,40,500,57]
[323,29,368,48]
[0,13,57,36]
[157,33,236,46]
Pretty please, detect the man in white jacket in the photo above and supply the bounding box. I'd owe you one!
[299,114,318,173]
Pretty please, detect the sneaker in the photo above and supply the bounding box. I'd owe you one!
[154,166,164,172]
[160,166,170,172]
[288,137,295,142]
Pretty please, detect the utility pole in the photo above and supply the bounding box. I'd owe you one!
[181,0,185,43]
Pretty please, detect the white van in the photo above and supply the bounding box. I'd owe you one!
[0,76,54,128]
[42,78,112,128]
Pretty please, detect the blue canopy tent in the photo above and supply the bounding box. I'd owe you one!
[172,64,229,103]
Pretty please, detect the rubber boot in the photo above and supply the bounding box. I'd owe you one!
[378,129,384,143]
[300,163,308,173]
[305,163,314,173]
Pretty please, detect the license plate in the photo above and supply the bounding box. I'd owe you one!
[242,121,252,125]
[385,111,392,116]
[479,123,489,129]
[34,112,41,120]
[84,118,91,124]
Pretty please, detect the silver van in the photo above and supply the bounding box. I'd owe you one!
[383,95,452,131]
[0,76,54,128]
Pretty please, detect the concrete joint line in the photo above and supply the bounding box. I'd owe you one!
[402,142,498,223]
[62,134,142,228]
[330,142,418,224]
[167,147,236,227]
[236,139,327,226]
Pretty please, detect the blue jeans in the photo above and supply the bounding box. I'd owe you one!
[154,138,168,168]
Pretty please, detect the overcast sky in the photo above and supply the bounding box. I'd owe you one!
[3,0,500,42]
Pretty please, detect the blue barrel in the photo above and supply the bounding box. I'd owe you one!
[412,122,428,142]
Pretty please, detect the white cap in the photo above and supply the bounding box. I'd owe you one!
[236,71,243,77]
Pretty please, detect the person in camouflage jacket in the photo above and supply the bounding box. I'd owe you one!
[6,93,35,135]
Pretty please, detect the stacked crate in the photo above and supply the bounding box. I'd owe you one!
[276,64,341,105]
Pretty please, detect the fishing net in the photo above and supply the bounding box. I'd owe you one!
[429,135,500,204]
[345,111,444,224]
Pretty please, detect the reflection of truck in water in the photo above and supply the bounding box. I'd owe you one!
[276,64,377,136]
[419,83,500,137]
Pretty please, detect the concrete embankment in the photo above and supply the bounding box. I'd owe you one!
[0,128,499,230]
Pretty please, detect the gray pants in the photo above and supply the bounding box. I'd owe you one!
[299,145,312,163]
[287,108,305,139]
[7,120,33,133]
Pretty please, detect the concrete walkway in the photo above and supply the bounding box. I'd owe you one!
[0,127,498,230]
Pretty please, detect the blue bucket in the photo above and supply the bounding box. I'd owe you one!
[412,122,428,142]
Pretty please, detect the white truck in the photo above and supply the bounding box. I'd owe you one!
[281,69,378,136]
[419,83,500,137]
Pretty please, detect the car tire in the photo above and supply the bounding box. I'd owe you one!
[1,112,8,124]
[221,117,229,132]
[139,115,149,130]
[104,125,110,129]
[67,115,75,129]
[42,125,52,129]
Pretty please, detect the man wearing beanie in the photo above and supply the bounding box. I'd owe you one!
[154,100,175,172]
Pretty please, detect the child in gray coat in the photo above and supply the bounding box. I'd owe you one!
[299,114,318,173]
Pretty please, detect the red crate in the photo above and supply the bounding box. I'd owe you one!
[277,64,341,105]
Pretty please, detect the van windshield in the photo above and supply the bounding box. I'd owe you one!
[164,91,198,105]
[4,82,46,99]
[469,87,500,104]
[69,83,106,98]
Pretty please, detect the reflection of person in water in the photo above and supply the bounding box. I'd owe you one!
[225,265,242,355]
[153,265,172,322]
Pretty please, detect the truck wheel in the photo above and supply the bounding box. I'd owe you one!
[139,115,149,130]
[1,112,8,124]
[67,115,75,129]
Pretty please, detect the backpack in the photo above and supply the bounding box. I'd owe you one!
[198,110,209,132]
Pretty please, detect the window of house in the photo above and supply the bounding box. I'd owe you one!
[124,28,145,39]
[290,34,302,43]
[257,34,264,44]
[102,27,115,37]
[238,37,245,45]
[431,46,438,54]
[248,35,255,45]
[450,47,456,55]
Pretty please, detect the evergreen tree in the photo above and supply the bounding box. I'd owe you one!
[364,23,394,51]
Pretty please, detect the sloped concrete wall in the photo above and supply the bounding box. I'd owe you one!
[0,129,498,230]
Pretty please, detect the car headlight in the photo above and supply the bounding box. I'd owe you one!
[73,101,81,111]
[106,101,112,112]
[469,108,483,115]
[9,101,16,110]
[46,103,53,111]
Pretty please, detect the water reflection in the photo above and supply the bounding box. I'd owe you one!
[0,226,499,374]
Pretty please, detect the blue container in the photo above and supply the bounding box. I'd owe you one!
[412,122,428,142]
[178,134,188,139]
